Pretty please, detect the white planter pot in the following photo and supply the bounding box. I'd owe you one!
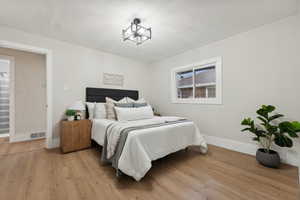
[67,116,75,121]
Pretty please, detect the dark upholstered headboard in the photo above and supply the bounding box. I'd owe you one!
[86,87,138,103]
[85,87,139,118]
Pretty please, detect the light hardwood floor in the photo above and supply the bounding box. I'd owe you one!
[0,137,44,156]
[0,139,299,200]
[0,136,9,144]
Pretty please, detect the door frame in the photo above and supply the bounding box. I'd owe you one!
[0,55,15,140]
[0,40,53,148]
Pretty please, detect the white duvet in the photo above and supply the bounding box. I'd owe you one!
[92,116,208,181]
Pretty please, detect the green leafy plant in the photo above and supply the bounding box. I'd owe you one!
[241,105,300,153]
[65,109,76,116]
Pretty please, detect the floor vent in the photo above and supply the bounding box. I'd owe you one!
[30,132,45,139]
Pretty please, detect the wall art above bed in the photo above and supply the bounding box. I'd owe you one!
[103,73,124,86]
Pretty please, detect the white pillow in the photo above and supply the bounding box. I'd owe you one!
[94,103,106,119]
[114,105,154,121]
[105,97,128,120]
[127,97,147,104]
[86,102,95,120]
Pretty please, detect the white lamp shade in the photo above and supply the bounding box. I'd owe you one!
[69,101,85,111]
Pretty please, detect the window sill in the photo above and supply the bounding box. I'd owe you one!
[172,98,222,105]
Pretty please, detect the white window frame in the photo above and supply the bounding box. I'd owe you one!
[171,57,222,104]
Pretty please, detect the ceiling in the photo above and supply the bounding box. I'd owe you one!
[0,0,298,63]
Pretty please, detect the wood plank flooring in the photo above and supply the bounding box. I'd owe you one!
[0,138,44,156]
[0,136,9,144]
[0,139,298,200]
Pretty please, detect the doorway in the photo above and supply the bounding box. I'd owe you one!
[0,48,47,145]
[0,41,53,149]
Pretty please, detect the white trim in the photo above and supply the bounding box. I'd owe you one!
[204,135,299,167]
[0,40,53,149]
[46,51,53,149]
[10,133,45,143]
[48,137,60,148]
[0,55,15,143]
[177,85,193,89]
[171,57,222,105]
[0,133,9,138]
[177,83,222,89]
[0,41,50,55]
[195,82,216,87]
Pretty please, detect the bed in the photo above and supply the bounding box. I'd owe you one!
[86,87,208,181]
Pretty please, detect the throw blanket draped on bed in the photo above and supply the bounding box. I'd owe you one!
[100,116,208,181]
[101,119,189,172]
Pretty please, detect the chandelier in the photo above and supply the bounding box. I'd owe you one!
[122,18,152,45]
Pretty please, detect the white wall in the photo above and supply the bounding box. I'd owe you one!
[0,26,151,142]
[0,48,46,139]
[149,14,300,165]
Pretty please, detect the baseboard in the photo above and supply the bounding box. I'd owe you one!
[10,134,60,150]
[47,137,60,149]
[10,134,45,143]
[0,133,9,138]
[204,135,299,167]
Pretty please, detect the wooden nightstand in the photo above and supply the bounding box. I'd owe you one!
[60,119,92,153]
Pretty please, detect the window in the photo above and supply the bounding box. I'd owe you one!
[176,70,193,99]
[171,57,222,104]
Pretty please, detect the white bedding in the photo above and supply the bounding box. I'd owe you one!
[92,118,115,146]
[91,116,208,181]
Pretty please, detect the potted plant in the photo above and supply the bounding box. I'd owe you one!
[241,105,300,168]
[66,109,76,121]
